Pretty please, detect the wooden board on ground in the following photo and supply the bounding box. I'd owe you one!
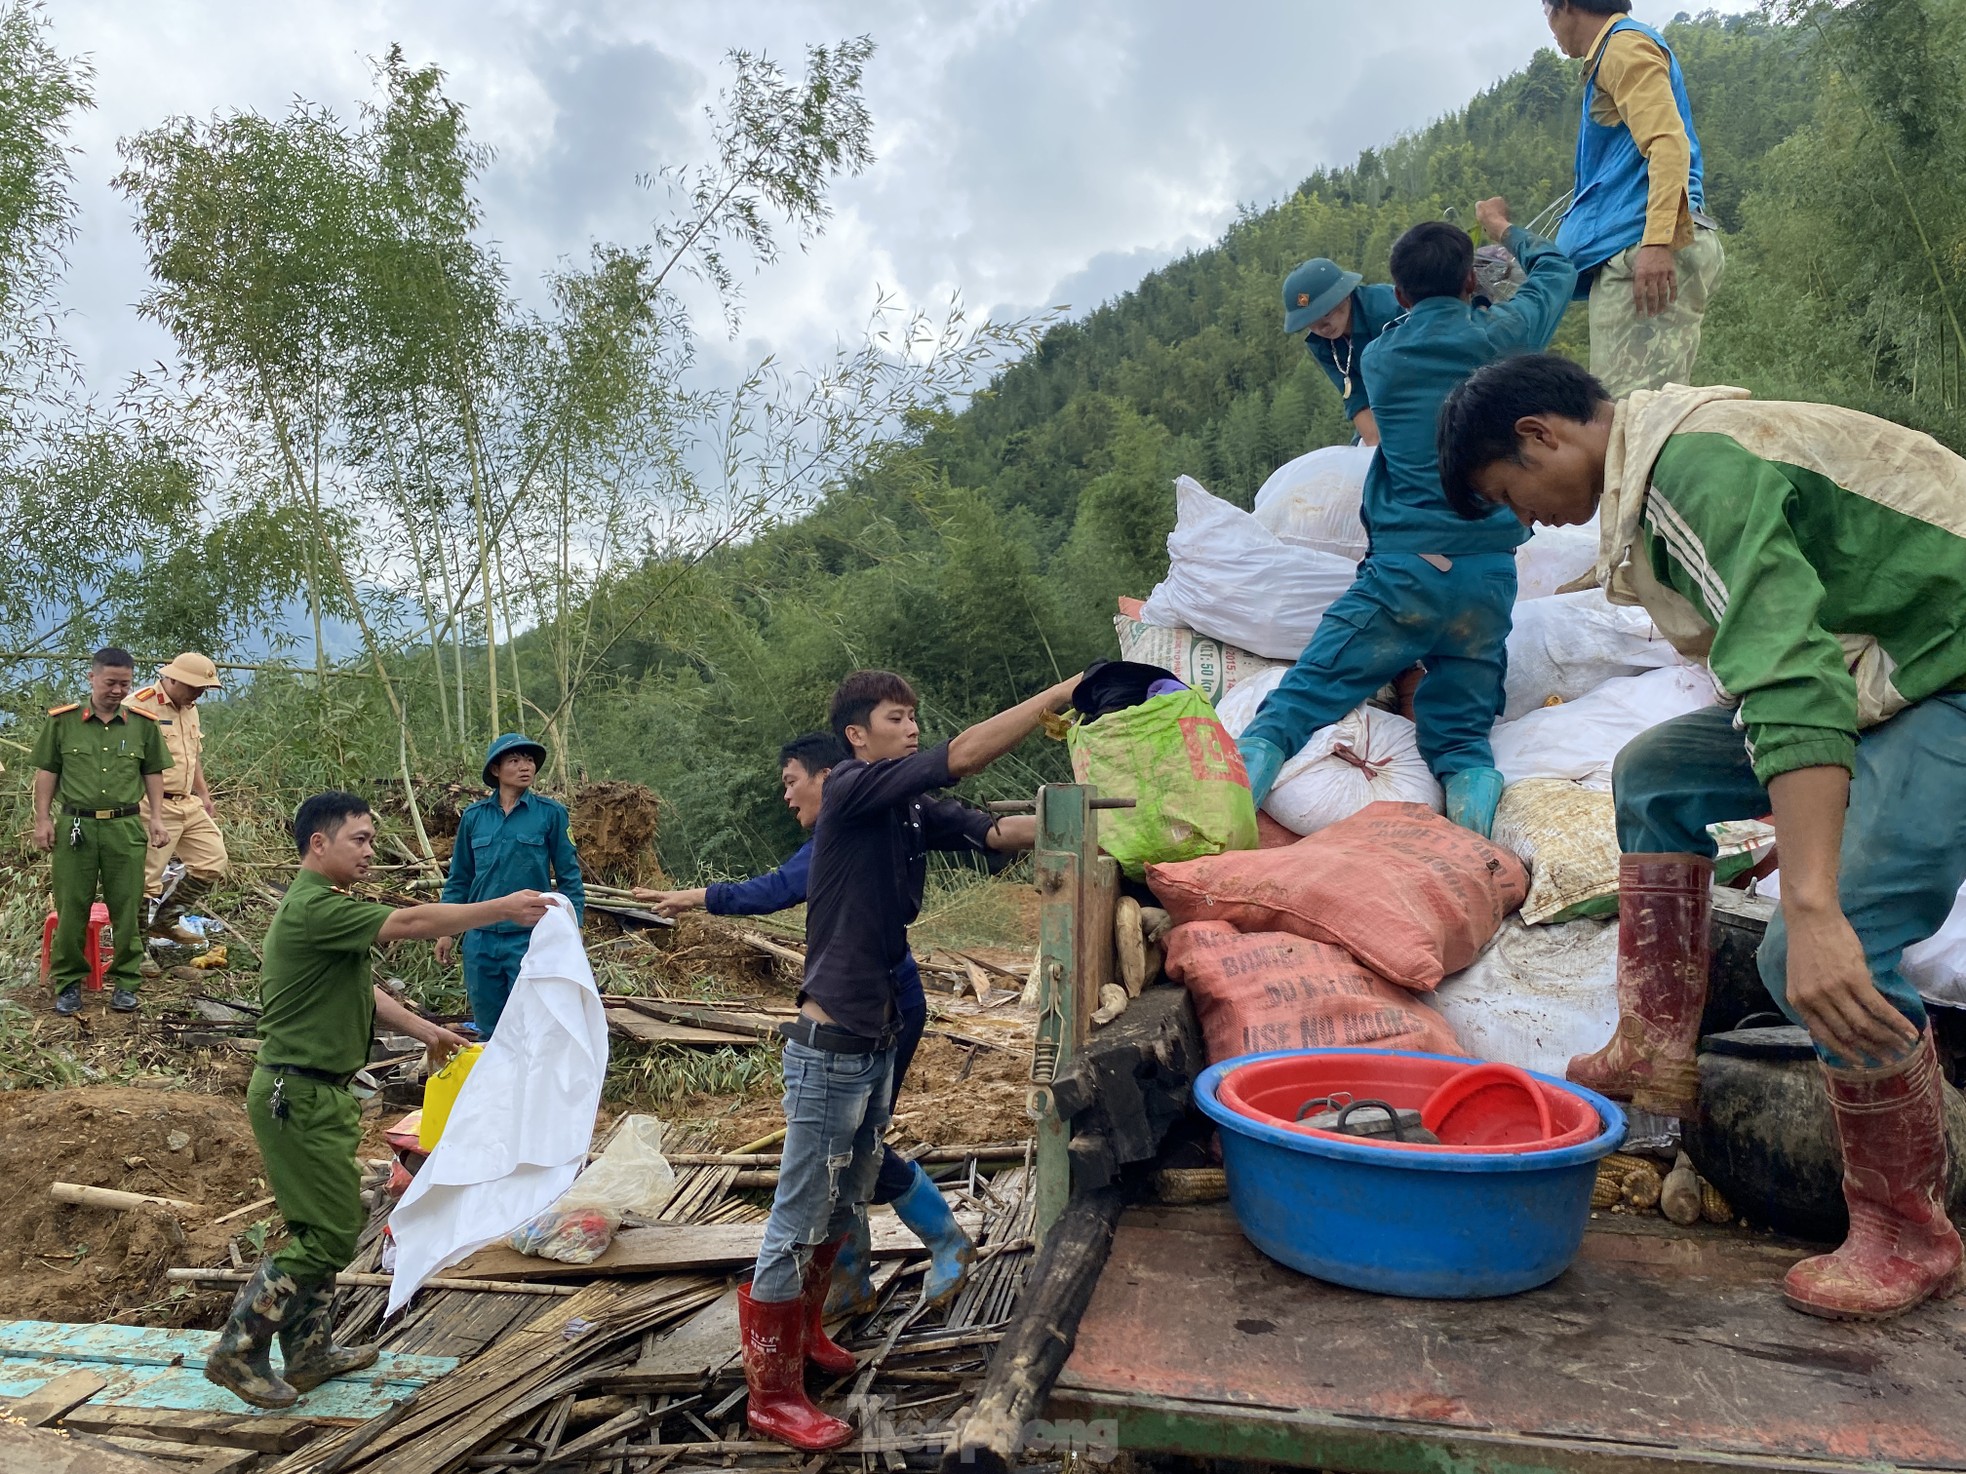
[61,1407,316,1455]
[0,1420,180,1473]
[451,1205,984,1282]
[1050,1203,1966,1474]
[603,1008,754,1047]
[3,1367,106,1426]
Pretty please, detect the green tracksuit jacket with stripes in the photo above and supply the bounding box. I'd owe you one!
[1591,384,1966,785]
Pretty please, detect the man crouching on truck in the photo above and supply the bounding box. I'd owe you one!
[739,670,1069,1451]
[1437,353,1966,1321]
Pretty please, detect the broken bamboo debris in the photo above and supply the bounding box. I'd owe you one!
[661,1143,1028,1167]
[51,1182,203,1216]
[166,1268,578,1297]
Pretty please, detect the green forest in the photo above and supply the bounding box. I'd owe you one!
[3,1,1963,889]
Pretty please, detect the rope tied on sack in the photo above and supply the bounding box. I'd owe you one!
[1331,742,1385,780]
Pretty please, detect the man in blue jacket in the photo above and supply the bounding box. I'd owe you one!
[1283,257,1401,447]
[437,733,584,1038]
[1239,199,1578,839]
[633,733,964,1316]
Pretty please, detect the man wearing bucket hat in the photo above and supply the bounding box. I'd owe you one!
[124,651,229,945]
[437,734,584,1039]
[1282,257,1401,448]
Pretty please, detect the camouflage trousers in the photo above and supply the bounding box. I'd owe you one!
[1587,227,1725,398]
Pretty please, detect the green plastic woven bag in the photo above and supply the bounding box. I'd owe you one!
[1067,688,1259,878]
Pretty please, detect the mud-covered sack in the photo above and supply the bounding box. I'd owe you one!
[1492,780,1624,926]
[1068,687,1258,878]
[1146,801,1527,992]
[1114,600,1283,706]
[1165,921,1466,1064]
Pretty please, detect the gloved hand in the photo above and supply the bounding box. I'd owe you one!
[1443,766,1506,839]
[1238,735,1289,808]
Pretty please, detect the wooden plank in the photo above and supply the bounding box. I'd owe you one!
[60,1407,312,1454]
[0,1421,177,1473]
[603,1008,754,1047]
[605,1286,739,1389]
[611,997,782,1040]
[3,1367,106,1426]
[450,1205,983,1282]
[1053,1205,1966,1473]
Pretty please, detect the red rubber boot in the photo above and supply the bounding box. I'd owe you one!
[738,1284,853,1450]
[1784,1034,1966,1320]
[1567,853,1712,1118]
[802,1237,861,1376]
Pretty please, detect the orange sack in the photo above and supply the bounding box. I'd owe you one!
[1164,921,1465,1063]
[1146,801,1527,992]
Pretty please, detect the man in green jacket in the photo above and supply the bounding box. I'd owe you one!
[1437,354,1966,1321]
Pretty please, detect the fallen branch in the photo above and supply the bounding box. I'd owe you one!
[52,1183,202,1216]
[166,1268,577,1297]
[211,1195,278,1226]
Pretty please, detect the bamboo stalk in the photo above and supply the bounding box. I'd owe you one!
[52,1183,202,1215]
[165,1268,576,1297]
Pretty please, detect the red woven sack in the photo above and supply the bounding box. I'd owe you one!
[1146,801,1527,991]
[1163,921,1465,1063]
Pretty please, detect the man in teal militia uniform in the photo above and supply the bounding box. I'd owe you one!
[31,646,171,1014]
[204,790,551,1409]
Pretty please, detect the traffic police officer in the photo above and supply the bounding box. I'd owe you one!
[31,647,170,1014]
[124,651,229,942]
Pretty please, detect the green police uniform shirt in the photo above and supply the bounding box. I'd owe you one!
[32,703,167,810]
[258,869,393,1076]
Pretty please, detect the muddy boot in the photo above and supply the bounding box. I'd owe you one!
[1567,853,1712,1118]
[148,873,214,945]
[1784,1034,1966,1320]
[204,1260,301,1410]
[891,1162,975,1306]
[738,1284,853,1451]
[53,984,82,1016]
[277,1279,378,1393]
[802,1237,860,1376]
[822,1212,876,1318]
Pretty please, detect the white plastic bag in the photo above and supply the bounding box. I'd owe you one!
[1514,519,1600,602]
[505,1114,678,1264]
[1490,664,1721,790]
[1139,476,1358,661]
[1113,610,1284,705]
[1900,881,1966,1008]
[1251,445,1373,561]
[1502,589,1688,720]
[1423,915,1620,1076]
[1217,668,1442,836]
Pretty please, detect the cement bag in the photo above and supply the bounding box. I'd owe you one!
[1138,475,1357,661]
[504,1114,678,1264]
[1900,881,1966,1008]
[1165,921,1465,1064]
[1114,601,1283,706]
[1251,445,1372,561]
[1503,589,1684,719]
[1147,802,1528,992]
[1423,915,1619,1077]
[1492,780,1623,926]
[1514,519,1599,602]
[1491,664,1722,790]
[1068,687,1258,878]
[1216,668,1441,836]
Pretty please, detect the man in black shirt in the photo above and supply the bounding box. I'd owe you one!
[740,668,1070,1451]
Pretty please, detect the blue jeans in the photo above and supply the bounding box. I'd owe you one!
[873,961,928,1204]
[1613,697,1966,1067]
[752,1039,896,1302]
[463,928,529,1040]
[1240,552,1517,780]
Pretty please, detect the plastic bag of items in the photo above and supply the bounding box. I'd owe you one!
[1139,476,1357,662]
[1491,664,1721,790]
[504,1114,678,1265]
[1216,668,1441,836]
[1251,445,1374,562]
[1501,589,1686,720]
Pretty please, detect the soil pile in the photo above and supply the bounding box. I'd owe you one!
[571,781,663,884]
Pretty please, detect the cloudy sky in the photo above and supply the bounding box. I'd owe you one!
[48,1,1754,392]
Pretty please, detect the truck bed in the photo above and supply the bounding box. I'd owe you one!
[1049,1202,1966,1474]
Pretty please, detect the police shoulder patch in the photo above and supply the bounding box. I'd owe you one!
[46,702,79,716]
[124,704,160,720]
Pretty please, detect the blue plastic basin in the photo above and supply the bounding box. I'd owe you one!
[1197,1048,1626,1298]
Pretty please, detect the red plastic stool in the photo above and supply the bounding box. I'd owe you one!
[40,903,112,992]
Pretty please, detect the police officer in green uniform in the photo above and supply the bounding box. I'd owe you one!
[31,647,171,1015]
[203,790,552,1410]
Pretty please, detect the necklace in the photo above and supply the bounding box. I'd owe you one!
[1334,336,1355,400]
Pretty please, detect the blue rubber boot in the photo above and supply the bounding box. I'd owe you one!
[1443,766,1506,840]
[890,1163,974,1307]
[1238,736,1289,808]
[822,1211,877,1317]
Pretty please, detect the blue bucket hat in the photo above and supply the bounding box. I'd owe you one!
[482,732,547,787]
[1282,257,1363,335]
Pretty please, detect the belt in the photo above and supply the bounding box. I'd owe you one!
[258,1062,359,1090]
[777,1017,896,1055]
[62,804,141,820]
[163,792,189,800]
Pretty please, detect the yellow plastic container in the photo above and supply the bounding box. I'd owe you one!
[418,1044,484,1152]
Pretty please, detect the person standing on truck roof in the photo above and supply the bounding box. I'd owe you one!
[631,732,975,1320]
[1282,257,1399,447]
[1439,354,1966,1321]
[205,791,547,1409]
[1545,0,1724,396]
[31,646,171,1016]
[738,670,1066,1452]
[123,652,230,946]
[436,733,584,1040]
[1238,201,1578,842]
